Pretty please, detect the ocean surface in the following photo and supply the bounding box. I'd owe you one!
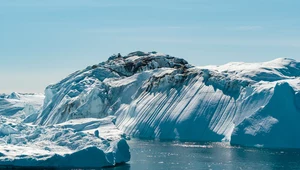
[107,139,300,170]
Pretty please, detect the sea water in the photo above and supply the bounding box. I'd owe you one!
[108,139,300,170]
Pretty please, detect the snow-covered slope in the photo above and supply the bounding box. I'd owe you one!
[35,52,300,148]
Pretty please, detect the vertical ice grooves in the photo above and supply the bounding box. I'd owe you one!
[116,74,280,142]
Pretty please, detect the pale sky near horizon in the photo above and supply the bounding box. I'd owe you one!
[1,0,300,93]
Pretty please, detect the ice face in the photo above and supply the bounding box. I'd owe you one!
[231,82,300,148]
[34,52,300,148]
[35,52,190,125]
[115,58,300,148]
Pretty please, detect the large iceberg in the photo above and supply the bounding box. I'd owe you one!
[34,51,300,148]
[0,93,130,168]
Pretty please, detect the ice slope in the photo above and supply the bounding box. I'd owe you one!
[116,57,300,147]
[0,93,130,168]
[35,51,190,125]
[36,52,300,148]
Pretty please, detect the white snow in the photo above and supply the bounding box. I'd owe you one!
[56,116,126,141]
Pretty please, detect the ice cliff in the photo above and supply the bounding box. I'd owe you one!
[34,51,300,148]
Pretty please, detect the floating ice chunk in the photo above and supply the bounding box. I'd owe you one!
[0,116,130,168]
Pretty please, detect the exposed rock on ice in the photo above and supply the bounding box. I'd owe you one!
[35,51,190,125]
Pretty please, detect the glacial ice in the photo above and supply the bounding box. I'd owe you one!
[1,52,299,169]
[0,93,130,168]
[0,92,44,117]
[34,52,300,148]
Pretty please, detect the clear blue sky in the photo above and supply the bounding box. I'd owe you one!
[1,0,300,93]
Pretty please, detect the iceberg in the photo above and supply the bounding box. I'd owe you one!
[1,52,299,169]
[0,116,130,168]
[0,93,130,168]
[34,51,300,148]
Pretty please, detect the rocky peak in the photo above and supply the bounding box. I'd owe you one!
[99,51,192,77]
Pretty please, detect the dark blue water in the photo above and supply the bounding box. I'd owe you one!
[107,139,300,170]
